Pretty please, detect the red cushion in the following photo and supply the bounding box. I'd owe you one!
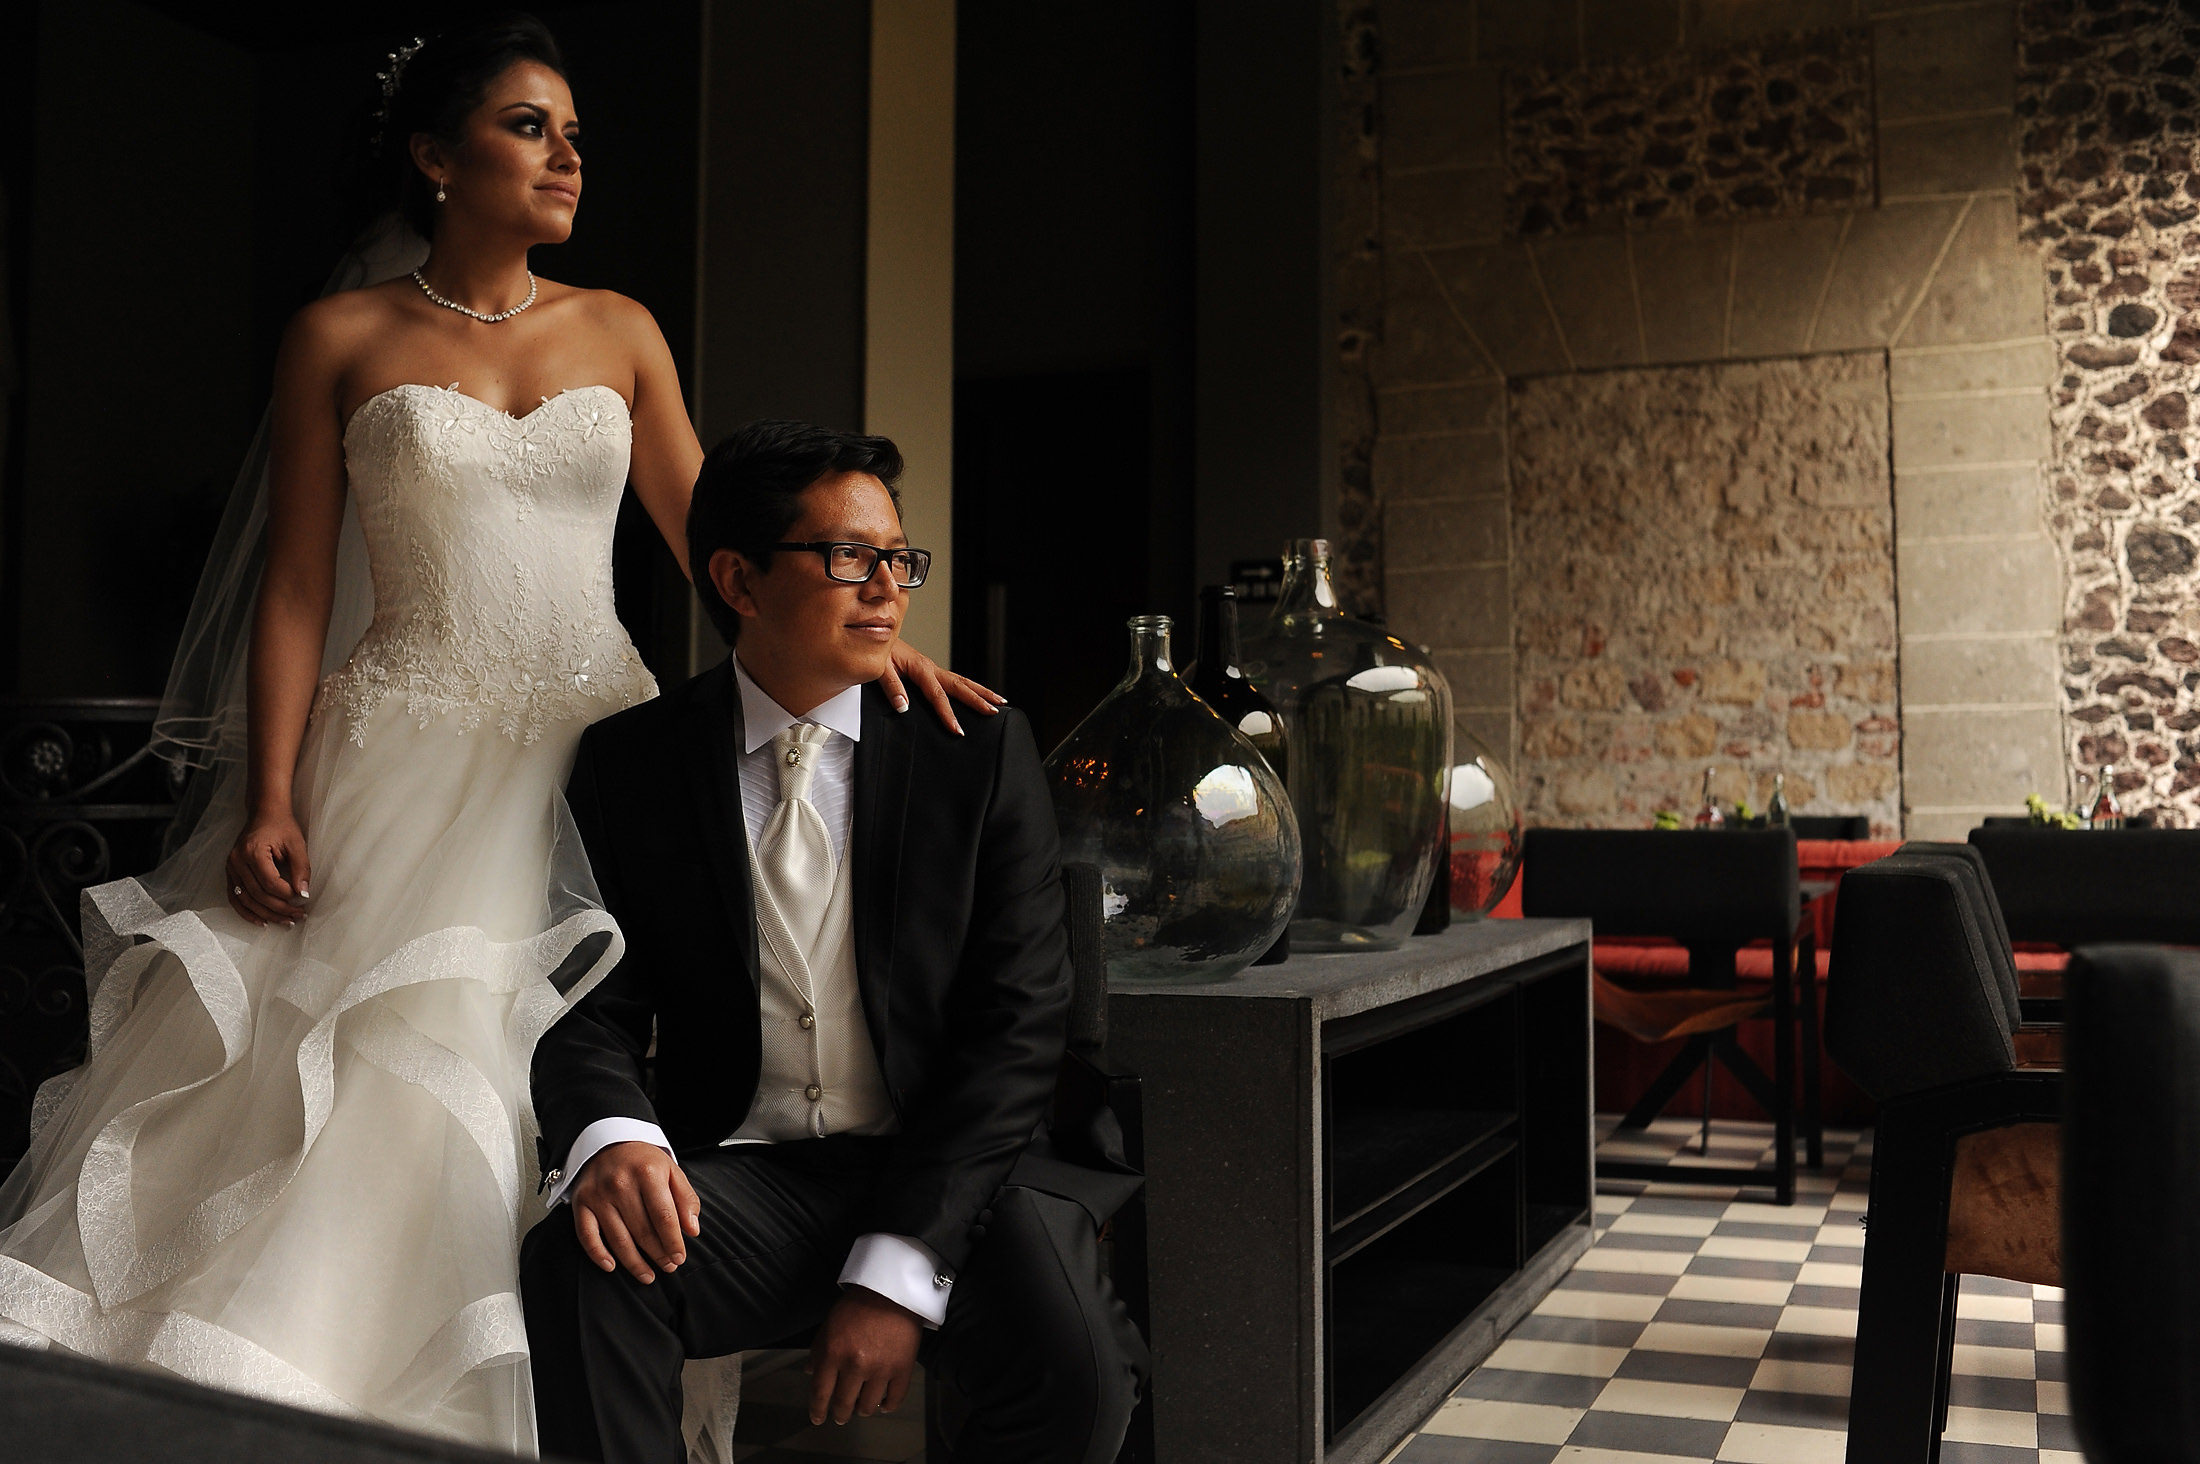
[1796,838,1903,873]
[1591,938,1831,982]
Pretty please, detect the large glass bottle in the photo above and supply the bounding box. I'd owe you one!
[1448,742,1522,917]
[1187,585,1293,963]
[1187,586,1289,780]
[1238,540,1453,952]
[1044,616,1302,983]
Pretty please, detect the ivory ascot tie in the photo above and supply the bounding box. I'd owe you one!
[757,723,839,956]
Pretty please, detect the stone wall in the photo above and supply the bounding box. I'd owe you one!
[1505,29,1875,235]
[1350,0,2065,836]
[1511,355,1902,831]
[2019,0,2200,822]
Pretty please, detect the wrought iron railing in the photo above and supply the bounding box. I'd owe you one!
[0,700,179,1170]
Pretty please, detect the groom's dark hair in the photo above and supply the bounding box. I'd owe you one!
[688,419,905,643]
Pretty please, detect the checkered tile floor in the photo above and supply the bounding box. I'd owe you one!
[1384,1119,2079,1464]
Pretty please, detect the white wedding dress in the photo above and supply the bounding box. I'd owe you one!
[0,382,659,1449]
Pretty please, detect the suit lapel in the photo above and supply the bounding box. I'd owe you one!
[679,661,761,991]
[853,685,913,1054]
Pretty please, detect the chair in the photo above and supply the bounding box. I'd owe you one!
[925,861,1153,1463]
[1789,814,1869,840]
[1828,851,2060,1463]
[1521,827,1804,1203]
[1967,825,2200,946]
[2062,944,2200,1461]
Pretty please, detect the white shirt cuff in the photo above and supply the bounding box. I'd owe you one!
[547,1117,673,1207]
[840,1232,952,1328]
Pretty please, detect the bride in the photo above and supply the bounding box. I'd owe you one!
[0,14,991,1451]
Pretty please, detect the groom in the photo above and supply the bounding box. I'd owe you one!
[520,420,1145,1463]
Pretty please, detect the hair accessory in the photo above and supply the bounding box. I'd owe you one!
[369,36,428,152]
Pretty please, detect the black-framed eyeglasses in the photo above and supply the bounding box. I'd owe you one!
[773,541,933,588]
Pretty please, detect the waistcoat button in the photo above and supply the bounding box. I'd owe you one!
[805,1083,823,1101]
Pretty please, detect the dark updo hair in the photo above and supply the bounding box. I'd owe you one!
[688,421,906,643]
[361,13,567,239]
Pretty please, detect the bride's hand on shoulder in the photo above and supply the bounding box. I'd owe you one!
[882,641,1005,737]
[227,810,312,927]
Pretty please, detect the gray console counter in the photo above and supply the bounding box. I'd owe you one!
[1109,918,1595,1464]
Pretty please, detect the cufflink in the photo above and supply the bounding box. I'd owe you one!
[536,1167,563,1195]
[934,1271,952,1289]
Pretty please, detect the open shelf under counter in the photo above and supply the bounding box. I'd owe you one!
[1108,918,1594,1464]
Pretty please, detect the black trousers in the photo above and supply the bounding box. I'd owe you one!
[520,1136,1146,1464]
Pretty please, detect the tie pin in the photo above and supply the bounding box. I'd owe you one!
[786,748,802,766]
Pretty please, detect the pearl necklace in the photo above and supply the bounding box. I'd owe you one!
[411,268,538,323]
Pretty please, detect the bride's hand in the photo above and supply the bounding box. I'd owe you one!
[227,811,312,927]
[882,641,1004,737]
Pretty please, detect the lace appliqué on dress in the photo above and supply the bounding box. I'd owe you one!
[314,385,657,747]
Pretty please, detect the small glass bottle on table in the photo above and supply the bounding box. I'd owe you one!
[1694,767,1726,830]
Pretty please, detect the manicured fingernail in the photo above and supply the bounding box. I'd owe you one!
[894,697,910,712]
[298,884,309,898]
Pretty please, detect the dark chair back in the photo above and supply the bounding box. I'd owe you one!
[1824,856,2017,1102]
[1968,827,2200,946]
[1520,828,1800,945]
[1790,814,1869,840]
[2062,944,2200,1461]
[1894,842,2021,1028]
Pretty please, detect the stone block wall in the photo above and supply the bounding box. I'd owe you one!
[1510,355,1902,830]
[2019,0,2200,822]
[1505,28,1875,234]
[1346,0,2069,836]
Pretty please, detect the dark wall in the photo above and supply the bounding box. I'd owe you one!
[6,0,702,697]
[19,0,259,699]
[692,1,871,443]
[952,0,1196,753]
[1193,0,1335,590]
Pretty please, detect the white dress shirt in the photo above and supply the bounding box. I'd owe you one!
[549,658,952,1325]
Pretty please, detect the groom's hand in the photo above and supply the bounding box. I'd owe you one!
[807,1288,921,1425]
[569,1140,702,1284]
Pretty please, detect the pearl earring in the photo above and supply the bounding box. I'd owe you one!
[435,179,448,204]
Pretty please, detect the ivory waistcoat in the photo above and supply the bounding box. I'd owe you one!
[728,824,898,1142]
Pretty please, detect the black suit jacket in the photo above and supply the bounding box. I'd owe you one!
[534,662,1075,1273]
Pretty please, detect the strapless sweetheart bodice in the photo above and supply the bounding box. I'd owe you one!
[315,383,656,745]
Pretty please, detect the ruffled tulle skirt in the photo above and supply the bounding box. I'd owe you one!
[0,690,623,1451]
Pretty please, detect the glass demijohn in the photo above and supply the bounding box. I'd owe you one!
[1188,584,1294,962]
[1238,540,1454,952]
[1044,616,1302,983]
[1447,739,1522,917]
